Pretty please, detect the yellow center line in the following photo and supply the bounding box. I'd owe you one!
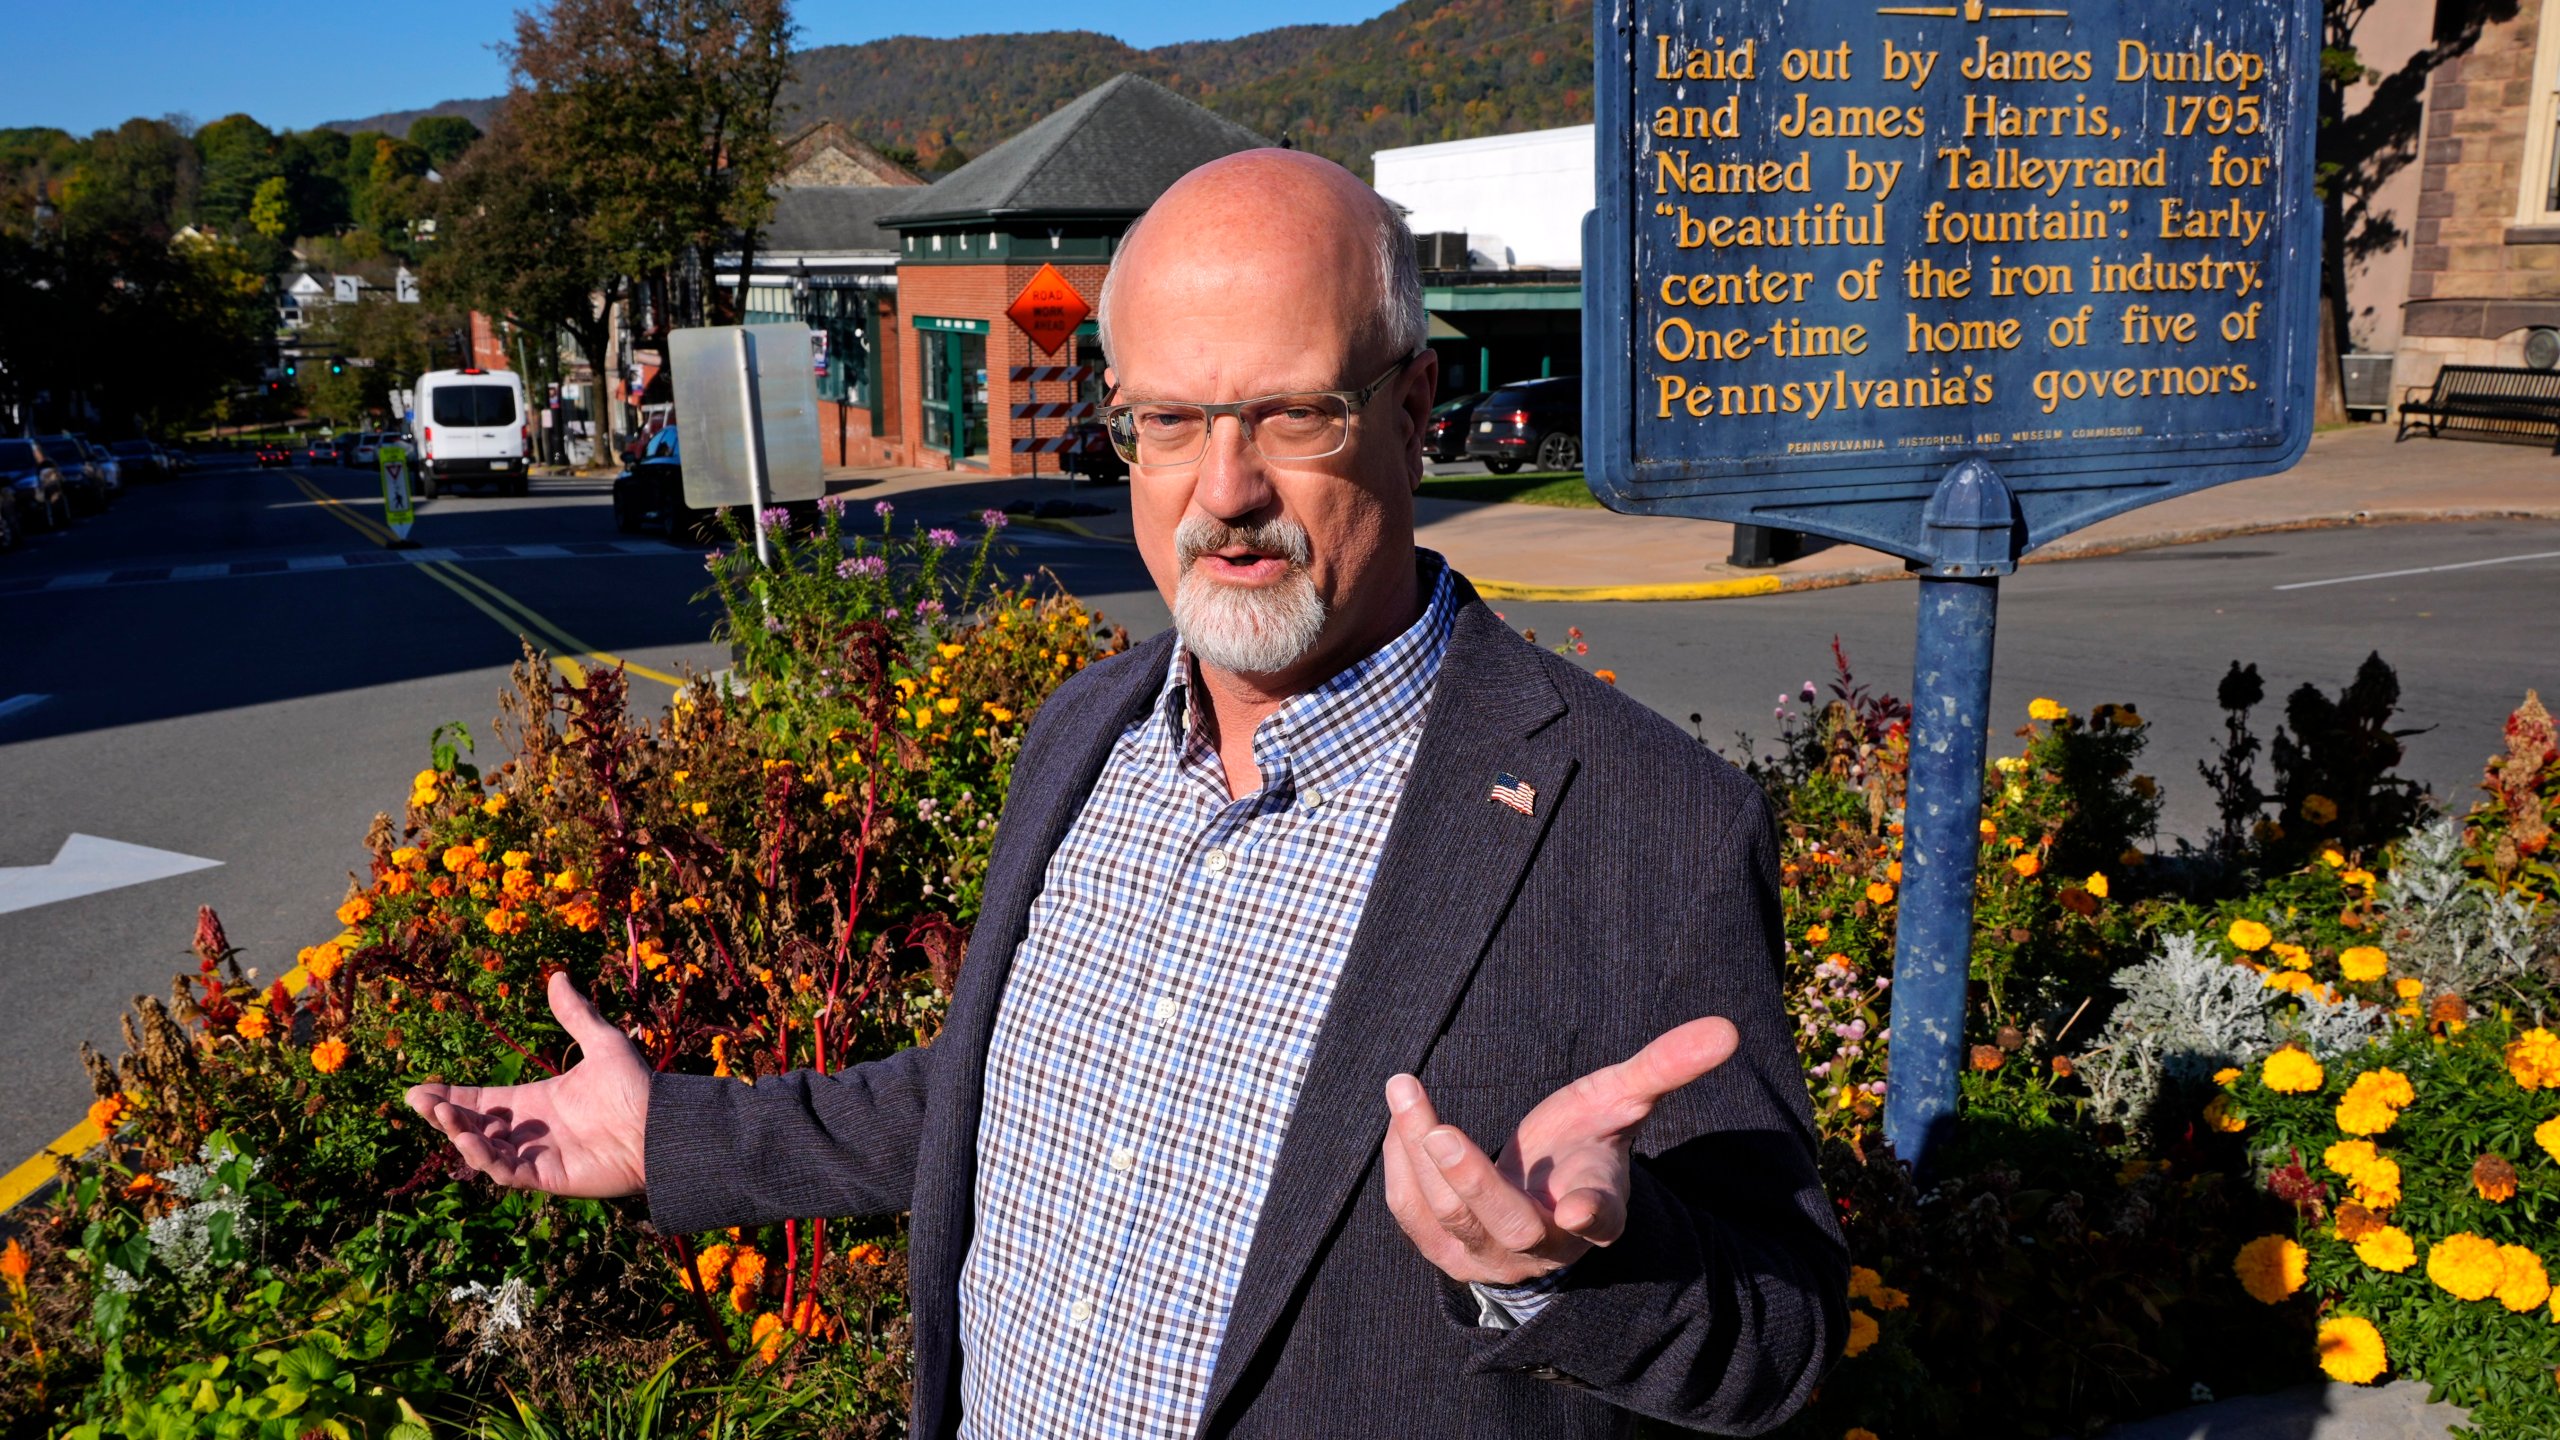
[282,470,682,688]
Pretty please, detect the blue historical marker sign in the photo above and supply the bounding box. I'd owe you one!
[1584,0,2321,562]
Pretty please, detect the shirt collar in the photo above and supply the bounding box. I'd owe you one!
[1157,550,1457,805]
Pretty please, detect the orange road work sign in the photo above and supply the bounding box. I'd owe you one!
[1006,263,1092,357]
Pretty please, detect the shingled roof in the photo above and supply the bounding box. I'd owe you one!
[883,73,1270,228]
[760,185,910,256]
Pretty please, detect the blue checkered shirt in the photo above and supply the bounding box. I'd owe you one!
[958,559,1539,1438]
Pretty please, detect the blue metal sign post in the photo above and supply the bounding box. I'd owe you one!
[1583,0,2321,1169]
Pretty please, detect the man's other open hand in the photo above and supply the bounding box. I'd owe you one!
[403,971,650,1198]
[1381,1016,1740,1287]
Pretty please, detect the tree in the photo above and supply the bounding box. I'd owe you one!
[430,100,628,455]
[508,0,796,333]
[249,174,294,238]
[408,115,484,168]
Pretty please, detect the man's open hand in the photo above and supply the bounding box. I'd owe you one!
[1381,1016,1739,1287]
[403,971,651,1198]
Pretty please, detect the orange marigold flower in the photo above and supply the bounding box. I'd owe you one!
[382,872,414,896]
[692,1243,732,1290]
[1594,669,1618,685]
[1865,882,1895,905]
[2233,1235,2307,1304]
[1847,1265,1883,1300]
[2051,1055,2076,1079]
[86,1094,127,1133]
[337,894,374,926]
[751,1311,786,1364]
[483,908,527,936]
[1805,924,1831,945]
[2009,853,2041,879]
[2270,942,2311,970]
[2203,1094,2245,1133]
[2301,793,2339,825]
[2339,946,2389,983]
[2427,1233,2505,1301]
[121,1173,162,1199]
[310,1038,350,1074]
[2507,1028,2560,1090]
[1844,1308,1880,1357]
[440,844,478,873]
[848,1242,888,1267]
[2316,1315,2387,1384]
[557,898,603,933]
[2227,919,2274,953]
[2474,1152,2520,1203]
[1969,1045,2004,1072]
[2333,1203,2383,1242]
[235,1009,271,1040]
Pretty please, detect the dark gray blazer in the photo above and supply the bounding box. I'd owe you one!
[646,577,1847,1438]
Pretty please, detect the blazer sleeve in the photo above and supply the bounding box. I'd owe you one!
[642,1042,936,1236]
[1465,781,1849,1434]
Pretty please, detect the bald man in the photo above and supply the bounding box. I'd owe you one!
[408,150,1844,1439]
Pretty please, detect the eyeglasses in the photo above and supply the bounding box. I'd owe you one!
[1100,351,1423,468]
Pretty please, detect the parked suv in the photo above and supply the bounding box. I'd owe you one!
[1462,376,1581,475]
[1424,390,1488,462]
[0,437,68,534]
[108,439,166,483]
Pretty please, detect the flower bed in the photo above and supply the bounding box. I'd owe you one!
[1,524,2554,1437]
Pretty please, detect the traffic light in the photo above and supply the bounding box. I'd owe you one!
[330,358,345,375]
[284,360,297,378]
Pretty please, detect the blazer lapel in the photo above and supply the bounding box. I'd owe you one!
[1198,595,1578,1431]
[907,626,1177,1440]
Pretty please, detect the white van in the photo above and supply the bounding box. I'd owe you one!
[410,368,531,497]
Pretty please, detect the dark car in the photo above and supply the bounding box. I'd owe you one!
[109,439,166,483]
[1462,376,1581,475]
[1423,390,1489,462]
[256,442,290,467]
[34,436,111,513]
[1058,420,1127,483]
[611,426,817,540]
[0,438,68,535]
[0,480,25,551]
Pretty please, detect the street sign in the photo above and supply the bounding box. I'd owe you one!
[1006,263,1093,357]
[1585,0,2320,1169]
[379,443,417,544]
[1587,0,2319,562]
[334,276,361,303]
[666,323,826,519]
[396,267,419,304]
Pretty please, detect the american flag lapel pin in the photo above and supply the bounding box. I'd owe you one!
[1489,772,1537,816]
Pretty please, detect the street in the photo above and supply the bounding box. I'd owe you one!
[2,461,2555,1175]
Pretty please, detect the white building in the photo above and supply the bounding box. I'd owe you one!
[1371,124,1595,272]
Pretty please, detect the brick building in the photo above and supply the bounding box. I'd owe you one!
[724,74,1267,477]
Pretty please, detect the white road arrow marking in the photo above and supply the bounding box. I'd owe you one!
[0,834,222,916]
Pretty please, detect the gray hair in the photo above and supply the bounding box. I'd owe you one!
[1097,192,1427,369]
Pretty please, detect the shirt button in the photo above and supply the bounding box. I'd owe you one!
[1069,1298,1095,1326]
[1203,847,1230,874]
[1110,1145,1136,1172]
[1152,996,1179,1024]
[1300,786,1323,810]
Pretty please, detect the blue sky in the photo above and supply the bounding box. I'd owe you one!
[2,0,1400,136]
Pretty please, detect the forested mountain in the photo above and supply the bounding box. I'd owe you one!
[333,0,1592,177]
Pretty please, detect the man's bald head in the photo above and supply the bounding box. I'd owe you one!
[1098,149,1424,375]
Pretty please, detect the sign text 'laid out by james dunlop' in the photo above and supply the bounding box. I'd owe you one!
[1583,0,2321,561]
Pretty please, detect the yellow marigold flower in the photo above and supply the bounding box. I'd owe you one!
[551,869,578,892]
[2323,1138,2379,1179]
[938,642,965,660]
[481,794,509,817]
[310,1038,350,1075]
[989,706,1015,723]
[2353,1157,2402,1211]
[2320,847,2346,868]
[2262,1047,2324,1093]
[2203,1094,2245,1133]
[2334,1098,2396,1137]
[2227,918,2274,953]
[673,769,691,784]
[2395,977,2424,1000]
[87,1093,127,1133]
[1979,818,1998,838]
[2343,868,2375,889]
[2538,1115,2560,1166]
[2354,1226,2416,1273]
[2507,1028,2560,1090]
[2495,1245,2550,1313]
[501,849,531,870]
[412,768,440,791]
[2214,1067,2243,1086]
[2335,1070,2413,1139]
[2009,853,2041,879]
[2084,872,2109,899]
[1848,1265,1883,1300]
[2339,947,2388,983]
[2316,1315,2387,1384]
[441,844,478,874]
[2301,794,2339,825]
[390,846,422,869]
[690,800,711,817]
[2270,942,2311,970]
[2233,1235,2307,1304]
[2028,697,2067,722]
[1865,882,1895,905]
[1844,1308,1880,1357]
[2263,970,2314,995]
[2427,1233,2505,1301]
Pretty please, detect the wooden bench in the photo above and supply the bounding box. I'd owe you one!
[2396,364,2560,452]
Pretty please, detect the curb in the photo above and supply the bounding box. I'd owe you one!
[1473,505,2560,604]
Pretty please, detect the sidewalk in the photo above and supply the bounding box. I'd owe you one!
[817,424,2560,601]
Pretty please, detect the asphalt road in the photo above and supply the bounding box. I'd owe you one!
[2,459,2553,1181]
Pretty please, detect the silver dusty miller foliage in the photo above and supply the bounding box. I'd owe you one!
[2076,932,2277,1135]
[2372,817,2546,1006]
